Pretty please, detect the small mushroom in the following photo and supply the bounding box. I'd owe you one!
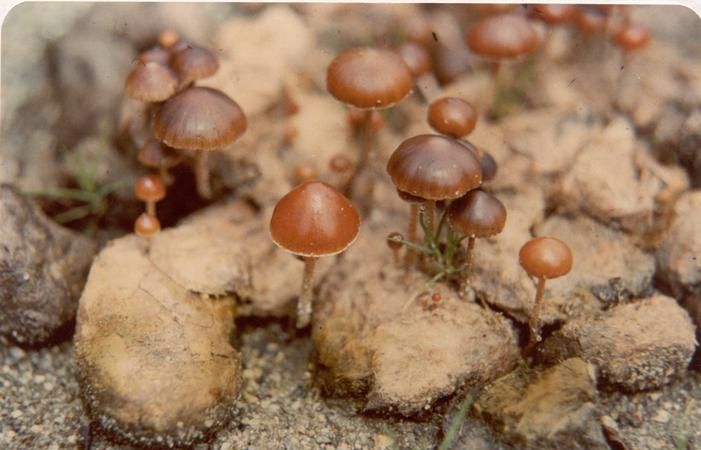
[134,174,166,218]
[152,86,247,199]
[456,138,498,182]
[138,137,184,185]
[292,161,318,184]
[269,181,360,328]
[396,42,440,101]
[612,22,651,51]
[386,232,404,266]
[171,45,220,85]
[124,60,178,103]
[574,6,609,35]
[328,154,354,193]
[427,97,478,139]
[158,29,180,49]
[528,4,577,25]
[134,212,161,238]
[519,237,573,347]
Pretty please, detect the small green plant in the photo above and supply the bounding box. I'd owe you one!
[671,399,695,450]
[437,390,479,450]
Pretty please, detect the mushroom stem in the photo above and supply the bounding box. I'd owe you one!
[464,236,475,278]
[528,277,547,347]
[490,60,502,83]
[404,203,419,268]
[194,151,212,199]
[355,110,377,215]
[297,256,318,328]
[425,200,436,237]
[146,201,156,218]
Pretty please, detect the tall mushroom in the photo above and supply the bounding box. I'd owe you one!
[152,86,247,199]
[519,237,573,347]
[269,181,360,328]
[134,174,166,218]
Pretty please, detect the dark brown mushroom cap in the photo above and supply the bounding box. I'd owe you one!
[397,188,425,204]
[427,97,478,138]
[575,7,608,33]
[171,45,219,82]
[134,212,161,237]
[138,138,184,169]
[269,181,360,258]
[466,14,539,59]
[519,236,573,279]
[529,4,578,24]
[396,42,432,78]
[125,61,178,102]
[134,174,166,203]
[613,23,651,51]
[326,47,413,109]
[152,86,247,151]
[447,189,506,238]
[386,134,482,201]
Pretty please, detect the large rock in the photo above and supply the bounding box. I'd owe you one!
[0,185,97,345]
[313,219,520,415]
[474,358,608,450]
[540,295,697,391]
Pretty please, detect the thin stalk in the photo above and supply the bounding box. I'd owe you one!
[351,110,377,215]
[297,256,318,328]
[404,203,420,268]
[528,277,547,347]
[195,151,212,199]
[425,200,436,237]
[146,201,156,218]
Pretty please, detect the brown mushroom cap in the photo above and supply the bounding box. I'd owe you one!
[427,97,478,138]
[137,47,171,65]
[134,174,166,203]
[158,29,180,49]
[456,139,498,182]
[613,23,651,51]
[432,45,472,85]
[529,4,578,24]
[466,14,539,59]
[396,42,432,78]
[125,61,178,102]
[269,181,360,258]
[447,189,506,238]
[519,236,573,279]
[326,47,413,109]
[396,188,425,204]
[152,86,247,151]
[404,14,434,46]
[386,134,482,200]
[138,138,184,169]
[134,212,161,237]
[293,161,318,184]
[575,7,608,33]
[171,45,219,82]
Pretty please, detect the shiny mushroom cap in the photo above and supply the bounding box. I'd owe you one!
[326,47,413,109]
[529,4,578,24]
[613,23,651,51]
[134,213,161,237]
[519,236,573,279]
[269,181,360,258]
[396,42,432,78]
[134,174,166,203]
[466,14,539,59]
[427,97,478,138]
[386,134,482,201]
[447,189,506,238]
[138,138,184,169]
[171,45,219,82]
[152,86,247,151]
[125,61,178,102]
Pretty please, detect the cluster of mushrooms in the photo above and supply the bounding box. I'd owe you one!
[124,30,248,237]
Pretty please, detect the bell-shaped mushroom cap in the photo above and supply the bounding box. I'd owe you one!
[447,189,506,238]
[134,212,161,237]
[326,47,413,109]
[519,236,573,279]
[613,23,651,51]
[125,61,178,102]
[386,134,482,200]
[396,42,432,78]
[171,45,219,82]
[152,86,247,151]
[134,174,166,203]
[427,97,478,138]
[466,14,539,59]
[269,181,360,258]
[529,4,577,24]
[138,138,184,169]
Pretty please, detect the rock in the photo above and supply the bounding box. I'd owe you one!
[656,191,701,295]
[74,227,242,447]
[681,294,701,331]
[313,219,520,415]
[474,358,608,450]
[0,185,97,345]
[540,295,697,391]
[676,109,701,187]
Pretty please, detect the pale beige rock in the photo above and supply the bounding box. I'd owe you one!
[540,295,697,390]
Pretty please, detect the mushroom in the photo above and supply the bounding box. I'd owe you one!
[612,22,651,51]
[328,154,354,193]
[171,44,220,85]
[134,174,166,218]
[447,189,506,288]
[138,137,184,185]
[574,6,609,35]
[519,237,573,347]
[456,138,498,182]
[269,181,360,328]
[152,86,247,199]
[431,44,472,86]
[528,4,577,51]
[292,161,318,184]
[396,188,426,267]
[124,60,178,103]
[326,47,412,213]
[386,232,404,266]
[396,42,440,101]
[134,212,161,238]
[158,29,180,49]
[137,46,171,65]
[427,97,478,139]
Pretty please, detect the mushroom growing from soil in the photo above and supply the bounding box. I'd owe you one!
[134,174,166,218]
[152,86,247,199]
[134,212,161,238]
[269,181,360,328]
[519,237,573,347]
[326,47,413,213]
[138,137,184,185]
[124,60,178,103]
[427,97,478,139]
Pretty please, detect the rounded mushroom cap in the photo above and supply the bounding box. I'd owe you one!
[329,154,353,174]
[432,45,471,85]
[326,47,413,110]
[386,232,404,250]
[614,23,651,51]
[292,161,318,184]
[529,4,577,24]
[138,138,184,169]
[134,174,166,203]
[152,86,247,151]
[125,61,178,102]
[575,7,608,33]
[171,45,219,82]
[519,236,573,279]
[427,97,478,138]
[466,14,539,59]
[396,42,432,78]
[396,188,425,204]
[134,212,161,237]
[456,139,498,182]
[404,14,434,45]
[386,134,482,201]
[447,189,506,238]
[158,29,180,49]
[137,46,171,65]
[269,181,360,258]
